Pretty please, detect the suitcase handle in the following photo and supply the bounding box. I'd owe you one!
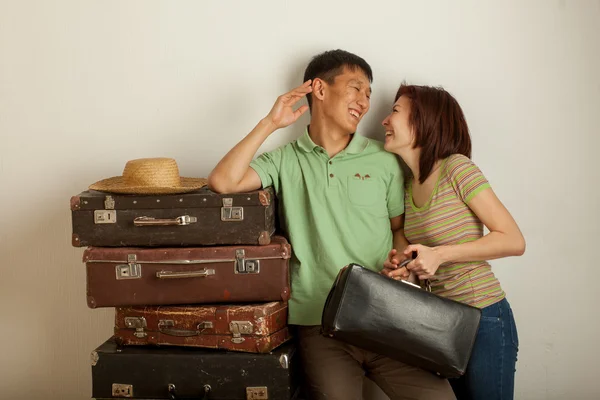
[156,269,216,279]
[168,383,211,400]
[158,320,213,337]
[134,215,198,226]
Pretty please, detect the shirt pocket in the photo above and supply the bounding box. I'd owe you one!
[346,176,386,212]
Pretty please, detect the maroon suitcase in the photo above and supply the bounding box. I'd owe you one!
[84,236,291,308]
[114,302,290,353]
[70,187,276,247]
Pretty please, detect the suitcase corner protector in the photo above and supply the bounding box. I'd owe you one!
[72,234,82,247]
[258,231,271,245]
[70,195,81,210]
[258,190,271,206]
[87,296,97,309]
[90,350,99,366]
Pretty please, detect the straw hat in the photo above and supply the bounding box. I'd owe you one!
[89,158,207,194]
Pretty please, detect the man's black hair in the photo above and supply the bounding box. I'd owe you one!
[303,49,373,110]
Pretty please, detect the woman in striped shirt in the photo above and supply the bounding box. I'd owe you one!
[381,84,526,400]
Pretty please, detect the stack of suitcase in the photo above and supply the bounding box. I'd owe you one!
[71,186,301,400]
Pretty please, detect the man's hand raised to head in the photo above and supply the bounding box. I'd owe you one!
[264,80,312,130]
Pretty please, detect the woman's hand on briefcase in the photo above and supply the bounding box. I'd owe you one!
[403,244,442,280]
[381,249,410,280]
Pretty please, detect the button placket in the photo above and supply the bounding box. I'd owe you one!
[327,155,340,187]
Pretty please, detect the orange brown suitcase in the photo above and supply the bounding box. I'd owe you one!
[114,302,290,353]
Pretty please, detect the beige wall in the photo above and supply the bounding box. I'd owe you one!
[1,1,599,399]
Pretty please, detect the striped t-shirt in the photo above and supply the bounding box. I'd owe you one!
[404,154,505,309]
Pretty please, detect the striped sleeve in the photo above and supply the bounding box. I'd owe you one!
[446,154,491,203]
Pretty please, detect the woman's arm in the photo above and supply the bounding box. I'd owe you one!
[405,187,526,280]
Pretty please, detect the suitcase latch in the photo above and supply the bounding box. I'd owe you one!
[124,316,147,338]
[221,198,244,221]
[229,321,253,343]
[246,387,268,400]
[94,210,117,224]
[235,249,260,274]
[104,195,115,209]
[115,254,142,280]
[112,383,133,398]
[94,195,117,224]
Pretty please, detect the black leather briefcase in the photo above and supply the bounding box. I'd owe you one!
[321,263,482,378]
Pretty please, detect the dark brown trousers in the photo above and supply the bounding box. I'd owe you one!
[295,326,456,400]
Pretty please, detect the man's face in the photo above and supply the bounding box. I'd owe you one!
[319,67,371,134]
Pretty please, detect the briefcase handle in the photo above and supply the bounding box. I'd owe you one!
[398,258,432,292]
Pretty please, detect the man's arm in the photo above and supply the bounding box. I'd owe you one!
[381,215,417,283]
[390,215,409,259]
[208,80,312,194]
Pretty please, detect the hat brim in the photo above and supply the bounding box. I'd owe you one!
[88,176,208,194]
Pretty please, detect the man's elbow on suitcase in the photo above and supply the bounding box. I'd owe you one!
[207,168,263,194]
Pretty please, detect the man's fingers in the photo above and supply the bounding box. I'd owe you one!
[283,89,312,106]
[286,82,313,97]
[293,105,309,119]
[388,266,409,279]
[388,249,399,265]
[285,80,312,94]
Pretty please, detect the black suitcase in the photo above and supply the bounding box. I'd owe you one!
[71,187,276,247]
[91,337,300,400]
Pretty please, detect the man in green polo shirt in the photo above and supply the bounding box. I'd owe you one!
[208,50,454,400]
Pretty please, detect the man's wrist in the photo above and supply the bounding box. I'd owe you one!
[259,117,278,134]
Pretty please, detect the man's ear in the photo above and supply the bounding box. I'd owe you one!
[312,78,326,102]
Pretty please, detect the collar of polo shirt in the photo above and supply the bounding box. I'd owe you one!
[297,127,369,155]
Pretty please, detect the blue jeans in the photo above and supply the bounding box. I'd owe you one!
[450,298,519,400]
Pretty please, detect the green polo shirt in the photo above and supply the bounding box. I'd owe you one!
[250,129,404,325]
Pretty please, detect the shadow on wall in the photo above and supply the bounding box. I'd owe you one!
[0,187,114,400]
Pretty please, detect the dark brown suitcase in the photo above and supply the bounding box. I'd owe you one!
[70,187,276,247]
[114,302,290,353]
[84,236,291,308]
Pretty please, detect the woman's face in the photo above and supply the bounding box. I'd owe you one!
[382,95,414,153]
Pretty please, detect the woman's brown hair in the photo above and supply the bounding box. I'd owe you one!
[395,84,472,184]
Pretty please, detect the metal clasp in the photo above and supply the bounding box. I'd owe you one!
[124,316,147,338]
[94,195,117,224]
[116,254,142,280]
[94,210,117,224]
[112,383,133,398]
[246,386,268,399]
[221,198,244,221]
[105,195,115,209]
[229,321,253,343]
[235,249,260,274]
